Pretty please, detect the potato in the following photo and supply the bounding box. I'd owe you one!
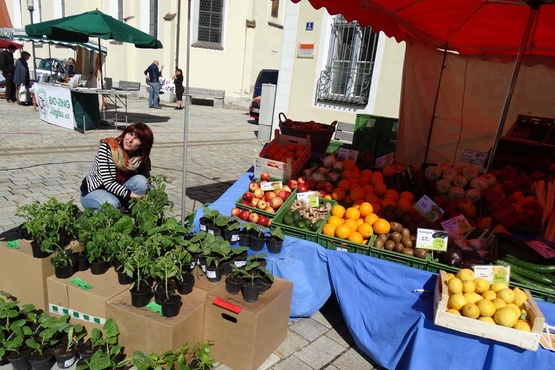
[390,232,402,243]
[385,240,395,251]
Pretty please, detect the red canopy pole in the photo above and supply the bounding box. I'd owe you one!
[487,4,539,172]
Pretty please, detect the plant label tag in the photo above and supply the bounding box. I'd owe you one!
[69,277,93,290]
[260,180,283,191]
[297,191,319,207]
[416,228,448,251]
[526,240,555,259]
[375,153,394,168]
[206,270,217,278]
[460,149,488,165]
[338,148,359,161]
[414,195,444,222]
[213,297,242,314]
[234,260,247,268]
[6,240,19,249]
[231,234,240,242]
[146,302,162,315]
[440,214,472,234]
[474,265,510,284]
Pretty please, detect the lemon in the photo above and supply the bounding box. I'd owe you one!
[497,288,515,304]
[463,292,483,305]
[513,287,528,307]
[447,277,463,295]
[448,293,467,310]
[462,280,475,293]
[456,268,475,281]
[478,316,496,324]
[447,309,461,315]
[513,319,532,332]
[475,299,496,317]
[473,278,490,294]
[494,306,519,327]
[506,303,522,319]
[462,303,480,319]
[445,273,455,282]
[492,298,507,310]
[482,290,497,300]
[490,282,509,293]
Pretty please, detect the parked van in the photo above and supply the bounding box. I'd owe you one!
[250,69,278,121]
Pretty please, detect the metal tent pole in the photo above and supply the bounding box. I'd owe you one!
[180,0,192,227]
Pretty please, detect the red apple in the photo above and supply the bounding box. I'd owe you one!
[231,207,241,217]
[253,188,265,199]
[283,185,292,192]
[278,190,291,200]
[287,179,298,190]
[265,192,277,202]
[257,200,267,210]
[240,200,251,206]
[270,197,283,209]
[251,198,260,207]
[298,184,309,193]
[249,181,260,192]
[257,215,269,226]
[248,212,259,223]
[318,190,327,198]
[307,178,317,190]
[297,177,307,185]
[316,181,327,190]
[264,205,275,214]
[239,210,250,221]
[267,218,272,227]
[243,192,254,202]
[324,181,334,194]
[260,172,270,181]
[274,189,282,196]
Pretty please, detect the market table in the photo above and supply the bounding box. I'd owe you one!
[194,169,555,369]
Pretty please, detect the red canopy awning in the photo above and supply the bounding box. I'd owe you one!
[0,38,23,49]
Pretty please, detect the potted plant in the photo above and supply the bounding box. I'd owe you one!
[52,322,86,369]
[236,259,265,303]
[84,229,111,275]
[17,198,80,258]
[0,295,35,370]
[200,208,222,236]
[188,342,215,370]
[131,341,213,370]
[266,226,285,254]
[152,254,182,317]
[225,264,244,295]
[51,248,74,279]
[26,314,70,370]
[130,175,174,235]
[204,237,234,283]
[187,231,216,273]
[220,215,242,244]
[77,318,121,362]
[240,222,267,251]
[123,244,153,308]
[166,247,194,295]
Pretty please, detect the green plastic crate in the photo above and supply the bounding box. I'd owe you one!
[272,197,336,243]
[508,281,555,303]
[317,233,374,255]
[235,189,297,219]
[426,260,460,274]
[368,247,430,270]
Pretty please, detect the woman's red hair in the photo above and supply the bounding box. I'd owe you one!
[117,123,154,161]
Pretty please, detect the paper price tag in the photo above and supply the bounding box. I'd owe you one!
[416,228,448,251]
[526,240,555,259]
[414,195,444,222]
[296,191,319,207]
[6,240,20,249]
[146,302,162,315]
[474,265,510,284]
[260,180,283,191]
[69,277,93,290]
[375,153,394,168]
[338,148,359,161]
[440,214,472,234]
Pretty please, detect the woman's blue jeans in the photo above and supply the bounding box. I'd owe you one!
[80,175,148,210]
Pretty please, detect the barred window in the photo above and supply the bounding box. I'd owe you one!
[149,0,158,38]
[316,16,378,106]
[198,0,223,44]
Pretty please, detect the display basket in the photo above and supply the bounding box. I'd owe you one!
[236,189,297,219]
[278,112,337,154]
[317,233,374,255]
[368,247,430,271]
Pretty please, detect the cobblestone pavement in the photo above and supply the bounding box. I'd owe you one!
[0,97,380,370]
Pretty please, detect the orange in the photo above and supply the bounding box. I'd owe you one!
[338,179,352,190]
[335,224,351,239]
[382,165,396,177]
[361,169,373,178]
[370,176,385,186]
[384,189,399,201]
[341,170,355,180]
[374,182,387,197]
[356,218,364,226]
[364,192,379,203]
[327,215,344,227]
[331,204,346,218]
[350,188,365,202]
[331,188,346,201]
[352,166,361,178]
[382,198,396,209]
[348,231,364,244]
[358,177,372,187]
[357,223,374,238]
[397,198,414,213]
[371,202,382,214]
[324,194,332,199]
[400,191,415,202]
[286,143,296,152]
[343,159,356,171]
[344,219,358,231]
[365,213,379,225]
[345,207,361,220]
[373,218,391,234]
[323,224,336,237]
[362,184,374,194]
[359,202,374,217]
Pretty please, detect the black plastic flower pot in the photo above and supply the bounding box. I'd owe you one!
[177,272,195,295]
[161,293,182,318]
[249,234,266,252]
[130,284,152,308]
[241,281,260,303]
[55,264,74,279]
[90,260,108,275]
[225,275,243,295]
[8,350,31,370]
[29,349,55,370]
[77,341,96,360]
[205,264,224,282]
[256,277,273,295]
[71,252,89,271]
[238,231,250,248]
[223,228,240,244]
[53,346,77,369]
[233,250,248,268]
[222,260,233,275]
[199,217,211,232]
[0,356,10,366]
[30,241,52,259]
[154,282,176,305]
[266,238,284,254]
[206,224,222,237]
[116,268,131,285]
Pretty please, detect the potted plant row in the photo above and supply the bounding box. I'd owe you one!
[224,255,275,303]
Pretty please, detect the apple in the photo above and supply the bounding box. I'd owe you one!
[270,197,283,209]
[239,210,250,221]
[297,177,306,185]
[253,188,265,199]
[264,205,275,214]
[265,192,277,202]
[324,181,334,193]
[251,198,260,207]
[243,192,254,202]
[248,212,259,223]
[318,190,326,198]
[267,218,272,227]
[274,189,282,196]
[257,215,269,226]
[231,207,241,217]
[307,178,317,190]
[316,181,327,190]
[298,184,309,193]
[257,200,267,210]
[283,185,292,192]
[240,200,251,206]
[278,190,291,200]
[260,172,270,181]
[287,179,298,190]
[249,181,260,192]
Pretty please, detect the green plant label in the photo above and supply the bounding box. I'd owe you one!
[146,302,162,315]
[69,277,93,290]
[415,228,448,251]
[6,240,20,249]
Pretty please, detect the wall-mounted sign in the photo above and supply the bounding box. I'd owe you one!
[306,22,314,31]
[297,43,315,59]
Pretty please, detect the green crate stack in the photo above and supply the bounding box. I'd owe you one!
[426,260,460,274]
[272,197,336,243]
[367,248,430,270]
[352,114,399,159]
[317,233,375,255]
[509,281,555,303]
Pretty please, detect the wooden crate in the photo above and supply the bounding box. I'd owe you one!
[434,270,545,351]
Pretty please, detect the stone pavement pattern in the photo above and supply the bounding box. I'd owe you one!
[0,98,380,370]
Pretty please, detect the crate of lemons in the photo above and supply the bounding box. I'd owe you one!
[445,268,533,330]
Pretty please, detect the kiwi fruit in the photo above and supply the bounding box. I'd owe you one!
[378,234,389,243]
[402,247,414,256]
[413,249,428,259]
[374,238,385,249]
[390,222,403,233]
[394,243,404,253]
[390,232,402,243]
[385,240,395,251]
[401,228,411,238]
[401,236,413,248]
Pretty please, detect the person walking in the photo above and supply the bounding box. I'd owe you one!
[144,60,163,109]
[0,44,17,103]
[14,51,31,106]
[173,68,184,110]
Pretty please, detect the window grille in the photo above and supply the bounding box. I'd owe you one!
[316,15,378,106]
[149,0,158,38]
[198,0,223,44]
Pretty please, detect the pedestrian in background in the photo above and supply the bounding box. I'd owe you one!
[0,44,17,103]
[144,60,163,109]
[173,68,184,110]
[66,57,76,79]
[14,51,31,106]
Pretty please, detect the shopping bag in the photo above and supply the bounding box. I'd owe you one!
[18,84,29,102]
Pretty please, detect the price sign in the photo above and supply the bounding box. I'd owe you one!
[414,195,444,222]
[416,228,448,251]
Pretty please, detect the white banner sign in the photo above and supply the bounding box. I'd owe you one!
[33,83,75,130]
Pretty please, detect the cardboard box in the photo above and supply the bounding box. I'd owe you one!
[434,270,545,351]
[191,266,225,293]
[47,269,129,335]
[105,288,207,356]
[0,240,55,310]
[203,277,293,370]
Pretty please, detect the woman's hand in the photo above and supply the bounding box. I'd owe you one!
[130,192,143,199]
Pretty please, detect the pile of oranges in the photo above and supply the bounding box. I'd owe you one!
[322,202,391,245]
[263,142,307,163]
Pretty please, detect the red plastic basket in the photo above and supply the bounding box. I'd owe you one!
[278,112,337,154]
